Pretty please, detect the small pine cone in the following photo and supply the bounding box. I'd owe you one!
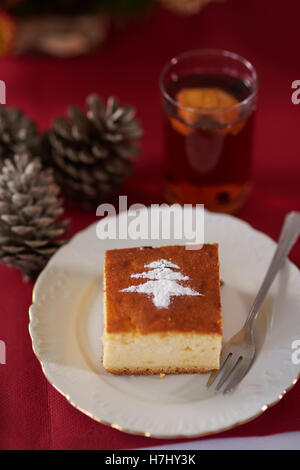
[0,154,69,281]
[0,107,41,161]
[44,94,143,206]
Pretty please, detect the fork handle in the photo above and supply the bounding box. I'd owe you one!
[246,211,300,325]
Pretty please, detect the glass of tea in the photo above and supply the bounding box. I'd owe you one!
[159,49,258,213]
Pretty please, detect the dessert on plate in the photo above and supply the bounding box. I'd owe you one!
[102,244,222,375]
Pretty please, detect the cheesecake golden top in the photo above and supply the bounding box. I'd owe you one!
[104,244,222,335]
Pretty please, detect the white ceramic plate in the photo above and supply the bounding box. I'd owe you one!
[29,209,300,438]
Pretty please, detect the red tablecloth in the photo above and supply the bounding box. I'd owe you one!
[0,0,299,450]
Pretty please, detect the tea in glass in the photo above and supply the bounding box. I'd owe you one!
[160,49,258,213]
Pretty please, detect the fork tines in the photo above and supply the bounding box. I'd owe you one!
[207,352,244,394]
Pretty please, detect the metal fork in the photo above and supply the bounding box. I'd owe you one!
[207,211,300,394]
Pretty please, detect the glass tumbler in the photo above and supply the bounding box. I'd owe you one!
[159,49,258,213]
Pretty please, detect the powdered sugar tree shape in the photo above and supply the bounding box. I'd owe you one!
[121,259,202,308]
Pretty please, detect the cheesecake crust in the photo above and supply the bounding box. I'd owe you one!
[105,366,215,375]
[104,244,222,335]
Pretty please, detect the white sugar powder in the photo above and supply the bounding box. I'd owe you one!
[121,258,202,308]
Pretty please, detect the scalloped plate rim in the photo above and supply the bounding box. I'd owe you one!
[28,209,300,438]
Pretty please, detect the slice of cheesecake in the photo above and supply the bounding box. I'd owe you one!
[102,244,222,375]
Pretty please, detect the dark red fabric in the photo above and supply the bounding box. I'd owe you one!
[0,0,299,450]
